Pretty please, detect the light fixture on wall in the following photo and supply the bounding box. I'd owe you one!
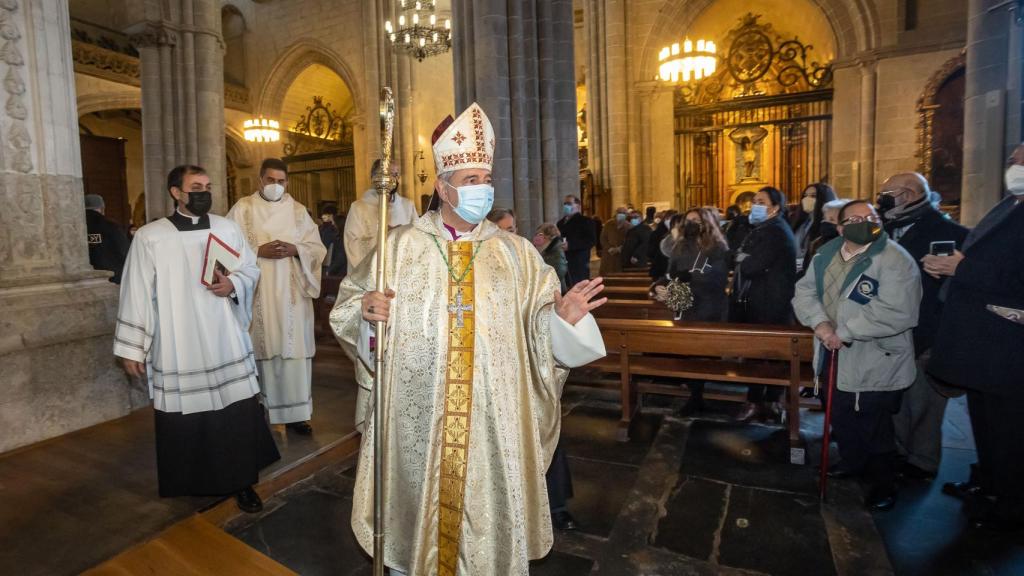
[384,0,452,61]
[413,149,428,184]
[243,117,280,142]
[658,38,716,83]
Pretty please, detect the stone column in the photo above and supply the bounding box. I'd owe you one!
[583,0,604,202]
[961,0,1012,225]
[130,0,226,219]
[0,0,144,454]
[858,61,877,199]
[603,0,628,209]
[451,0,578,235]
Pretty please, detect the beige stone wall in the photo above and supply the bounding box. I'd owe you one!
[872,49,963,192]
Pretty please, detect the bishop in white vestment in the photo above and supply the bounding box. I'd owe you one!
[331,104,607,575]
[227,159,327,427]
[114,166,279,506]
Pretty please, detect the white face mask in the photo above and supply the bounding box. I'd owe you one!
[1005,165,1024,196]
[801,196,816,213]
[262,183,285,202]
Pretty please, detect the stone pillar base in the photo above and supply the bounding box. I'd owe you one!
[0,276,148,453]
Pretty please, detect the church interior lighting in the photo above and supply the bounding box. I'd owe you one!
[384,0,451,62]
[243,117,281,142]
[658,38,717,83]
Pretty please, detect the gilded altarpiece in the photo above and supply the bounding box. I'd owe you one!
[674,14,833,211]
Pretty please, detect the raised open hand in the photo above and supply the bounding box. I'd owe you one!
[555,277,608,326]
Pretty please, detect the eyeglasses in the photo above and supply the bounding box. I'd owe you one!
[840,214,881,225]
[878,187,908,197]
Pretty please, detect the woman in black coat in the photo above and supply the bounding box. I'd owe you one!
[660,208,730,415]
[731,186,798,422]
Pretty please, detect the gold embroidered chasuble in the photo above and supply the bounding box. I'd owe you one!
[330,212,568,575]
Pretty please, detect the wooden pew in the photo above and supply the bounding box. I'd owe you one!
[587,319,815,461]
[602,285,652,301]
[593,299,675,321]
[603,276,652,288]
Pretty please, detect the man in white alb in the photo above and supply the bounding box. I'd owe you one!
[115,165,279,513]
[343,159,418,274]
[227,158,327,434]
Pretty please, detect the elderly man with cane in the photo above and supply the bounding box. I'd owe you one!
[793,200,921,510]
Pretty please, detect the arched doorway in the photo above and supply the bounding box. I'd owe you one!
[278,63,358,216]
[78,109,144,227]
[918,54,965,220]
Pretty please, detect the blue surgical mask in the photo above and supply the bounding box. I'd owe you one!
[748,204,769,225]
[630,217,641,226]
[445,181,494,225]
[562,204,574,216]
[615,213,627,223]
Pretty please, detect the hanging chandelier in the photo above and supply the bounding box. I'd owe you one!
[658,38,717,83]
[384,0,451,61]
[243,117,280,142]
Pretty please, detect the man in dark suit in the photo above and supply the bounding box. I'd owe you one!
[925,144,1024,532]
[84,194,130,284]
[879,173,968,482]
[557,195,596,287]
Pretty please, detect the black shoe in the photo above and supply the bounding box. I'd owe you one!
[734,402,759,423]
[799,387,816,398]
[763,402,785,424]
[286,421,313,435]
[899,462,937,482]
[971,511,1024,533]
[942,480,983,500]
[866,487,897,512]
[826,466,860,480]
[552,510,578,531]
[235,486,263,514]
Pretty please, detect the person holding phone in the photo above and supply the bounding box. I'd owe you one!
[877,172,968,483]
[924,144,1024,532]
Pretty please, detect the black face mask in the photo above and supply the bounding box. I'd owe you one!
[876,193,897,215]
[818,221,839,240]
[683,221,701,238]
[841,221,881,245]
[184,191,212,217]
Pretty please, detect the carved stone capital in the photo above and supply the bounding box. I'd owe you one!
[128,22,178,49]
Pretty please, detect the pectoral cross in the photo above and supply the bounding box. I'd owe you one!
[449,289,474,328]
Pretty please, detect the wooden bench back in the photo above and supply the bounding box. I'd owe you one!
[597,319,814,362]
[594,300,675,321]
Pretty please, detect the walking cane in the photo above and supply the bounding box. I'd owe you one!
[818,348,839,501]
[371,88,396,576]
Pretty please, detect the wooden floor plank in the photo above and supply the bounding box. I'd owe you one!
[83,516,297,576]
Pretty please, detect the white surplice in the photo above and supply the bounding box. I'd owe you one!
[343,189,418,274]
[227,192,326,424]
[113,214,261,415]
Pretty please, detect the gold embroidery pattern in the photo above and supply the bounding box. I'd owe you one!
[438,242,476,576]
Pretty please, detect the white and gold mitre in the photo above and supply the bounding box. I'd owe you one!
[431,102,495,175]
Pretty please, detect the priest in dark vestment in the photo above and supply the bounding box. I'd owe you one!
[113,165,279,513]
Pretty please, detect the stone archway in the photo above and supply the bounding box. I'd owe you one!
[637,0,880,84]
[256,39,364,122]
[76,91,142,117]
[917,52,966,215]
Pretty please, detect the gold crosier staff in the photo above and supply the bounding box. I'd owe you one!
[372,87,396,576]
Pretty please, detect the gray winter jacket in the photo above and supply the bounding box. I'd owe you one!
[792,234,922,394]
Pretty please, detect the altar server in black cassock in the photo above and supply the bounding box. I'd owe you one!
[113,165,279,513]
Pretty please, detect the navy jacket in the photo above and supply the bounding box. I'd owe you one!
[884,206,968,355]
[928,198,1024,396]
